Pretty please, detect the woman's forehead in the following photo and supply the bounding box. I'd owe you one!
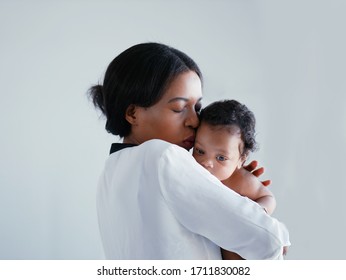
[161,71,202,101]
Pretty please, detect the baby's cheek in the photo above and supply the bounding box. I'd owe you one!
[216,167,231,181]
[193,155,201,165]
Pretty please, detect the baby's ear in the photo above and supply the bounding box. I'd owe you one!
[238,154,248,168]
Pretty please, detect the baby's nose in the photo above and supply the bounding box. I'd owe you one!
[201,159,214,170]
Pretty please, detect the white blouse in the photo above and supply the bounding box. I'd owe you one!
[96,139,290,259]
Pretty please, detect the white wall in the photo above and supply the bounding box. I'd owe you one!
[1,0,345,259]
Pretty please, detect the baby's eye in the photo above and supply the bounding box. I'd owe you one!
[216,155,227,161]
[194,148,204,155]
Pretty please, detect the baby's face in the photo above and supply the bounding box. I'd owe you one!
[193,123,244,181]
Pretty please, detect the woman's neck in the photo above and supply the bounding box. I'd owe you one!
[123,135,141,145]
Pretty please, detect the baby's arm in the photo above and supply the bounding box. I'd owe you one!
[255,188,276,215]
[222,167,276,214]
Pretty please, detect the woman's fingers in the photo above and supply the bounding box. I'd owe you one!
[252,166,264,177]
[244,161,271,187]
[243,160,258,172]
[261,179,272,187]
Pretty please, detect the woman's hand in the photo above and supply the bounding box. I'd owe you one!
[243,160,271,187]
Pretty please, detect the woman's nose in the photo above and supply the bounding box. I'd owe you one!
[185,110,200,128]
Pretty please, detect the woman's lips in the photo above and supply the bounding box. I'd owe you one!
[182,135,195,150]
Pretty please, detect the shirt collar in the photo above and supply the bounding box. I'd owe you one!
[110,143,137,154]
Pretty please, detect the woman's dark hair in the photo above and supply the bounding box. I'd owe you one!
[199,99,257,157]
[87,42,202,137]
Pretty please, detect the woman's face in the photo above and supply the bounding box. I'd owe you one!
[126,71,202,150]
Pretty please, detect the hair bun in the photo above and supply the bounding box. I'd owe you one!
[88,84,106,115]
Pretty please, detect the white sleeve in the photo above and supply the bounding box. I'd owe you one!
[158,145,290,260]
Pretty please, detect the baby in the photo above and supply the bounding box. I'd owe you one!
[193,99,277,259]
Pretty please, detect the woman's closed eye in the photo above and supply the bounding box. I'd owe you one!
[172,104,201,114]
[172,109,184,113]
[171,105,186,113]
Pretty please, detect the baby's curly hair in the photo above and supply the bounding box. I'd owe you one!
[199,99,257,157]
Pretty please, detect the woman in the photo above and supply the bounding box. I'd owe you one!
[88,42,290,259]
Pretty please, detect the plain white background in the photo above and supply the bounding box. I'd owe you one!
[1,0,345,260]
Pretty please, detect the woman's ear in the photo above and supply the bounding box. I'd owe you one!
[125,104,138,125]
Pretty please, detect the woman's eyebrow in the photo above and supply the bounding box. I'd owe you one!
[168,97,189,103]
[168,97,203,103]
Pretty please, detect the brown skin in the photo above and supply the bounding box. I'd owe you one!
[244,160,272,187]
[193,123,245,181]
[223,168,276,214]
[124,71,202,150]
